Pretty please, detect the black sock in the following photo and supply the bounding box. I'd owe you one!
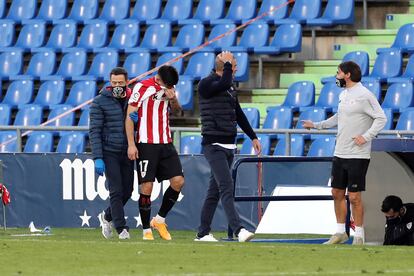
[139,194,151,229]
[158,187,180,218]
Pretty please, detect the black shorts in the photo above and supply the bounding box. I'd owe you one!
[331,157,370,192]
[136,143,183,184]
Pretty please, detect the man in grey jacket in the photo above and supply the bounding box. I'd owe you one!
[302,61,387,245]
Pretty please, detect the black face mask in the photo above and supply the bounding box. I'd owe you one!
[336,77,346,88]
[112,86,126,98]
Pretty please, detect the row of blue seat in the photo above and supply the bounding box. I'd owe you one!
[0,0,354,26]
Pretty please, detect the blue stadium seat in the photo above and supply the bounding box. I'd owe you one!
[78,109,90,127]
[0,0,5,19]
[307,0,354,27]
[24,132,54,153]
[295,107,326,139]
[307,136,336,157]
[67,0,98,22]
[274,0,321,25]
[395,108,414,132]
[361,80,381,100]
[321,51,370,83]
[175,78,193,110]
[73,51,119,81]
[224,22,269,53]
[182,52,215,80]
[14,105,43,126]
[64,81,97,107]
[362,50,402,83]
[0,131,17,152]
[240,134,271,155]
[43,21,77,50]
[381,82,414,112]
[203,24,237,52]
[255,0,289,24]
[6,21,46,52]
[377,23,414,55]
[6,0,37,22]
[0,20,15,47]
[242,107,260,129]
[33,80,65,108]
[263,107,293,138]
[0,104,11,125]
[180,135,202,154]
[234,52,249,82]
[178,0,225,24]
[125,23,171,53]
[75,20,108,51]
[151,52,184,76]
[99,0,129,23]
[314,82,343,112]
[44,50,87,80]
[11,51,56,80]
[387,54,414,83]
[254,24,302,54]
[282,81,315,111]
[131,0,161,23]
[56,133,86,153]
[106,22,140,50]
[35,0,67,22]
[2,80,34,108]
[382,108,394,130]
[158,24,204,53]
[0,50,23,80]
[273,135,305,156]
[45,105,75,135]
[123,53,151,78]
[147,0,192,24]
[211,0,256,24]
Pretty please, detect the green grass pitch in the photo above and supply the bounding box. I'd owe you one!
[1,228,414,275]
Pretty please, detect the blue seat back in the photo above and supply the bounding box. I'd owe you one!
[234,52,249,82]
[46,22,77,49]
[240,134,271,155]
[175,78,193,110]
[140,23,171,49]
[175,24,204,49]
[7,0,37,21]
[161,0,192,21]
[57,50,87,78]
[382,108,393,130]
[289,0,321,21]
[37,0,67,21]
[307,136,336,157]
[109,22,140,49]
[99,0,129,21]
[382,82,414,110]
[208,24,237,49]
[361,80,381,100]
[26,51,56,78]
[238,23,269,48]
[3,80,34,106]
[282,81,315,108]
[241,107,260,128]
[270,24,302,52]
[180,135,202,154]
[132,0,161,21]
[370,50,402,79]
[78,20,108,49]
[0,0,5,18]
[263,107,293,129]
[68,0,98,21]
[0,131,17,152]
[0,104,11,125]
[88,51,119,80]
[15,22,46,49]
[155,52,183,74]
[34,80,65,107]
[184,52,215,79]
[396,109,414,131]
[57,133,86,153]
[401,53,414,78]
[343,51,369,76]
[225,0,256,21]
[123,53,151,78]
[65,81,97,106]
[296,108,326,129]
[14,105,43,126]
[193,0,224,21]
[24,132,53,153]
[46,105,75,127]
[0,50,23,77]
[392,23,414,50]
[321,0,354,24]
[0,20,15,47]
[273,135,305,156]
[78,109,90,127]
[259,0,289,21]
[315,82,343,109]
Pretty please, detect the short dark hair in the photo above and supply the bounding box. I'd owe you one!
[338,61,362,82]
[381,195,403,213]
[110,67,128,81]
[158,65,179,88]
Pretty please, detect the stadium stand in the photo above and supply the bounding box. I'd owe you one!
[180,135,202,154]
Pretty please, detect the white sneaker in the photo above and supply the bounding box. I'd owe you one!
[99,212,113,239]
[238,228,255,242]
[118,229,130,240]
[194,234,218,242]
[352,236,364,245]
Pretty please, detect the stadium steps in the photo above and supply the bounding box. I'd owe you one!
[303,60,341,74]
[385,14,414,29]
[332,43,388,59]
[356,29,397,44]
[279,73,325,89]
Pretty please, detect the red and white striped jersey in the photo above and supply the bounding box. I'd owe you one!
[129,77,172,144]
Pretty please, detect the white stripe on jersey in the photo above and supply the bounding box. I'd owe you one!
[139,97,149,143]
[162,101,168,143]
[152,99,161,143]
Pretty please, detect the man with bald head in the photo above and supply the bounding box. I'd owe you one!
[195,51,261,242]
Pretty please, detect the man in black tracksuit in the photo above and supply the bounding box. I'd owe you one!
[195,51,262,242]
[89,67,134,240]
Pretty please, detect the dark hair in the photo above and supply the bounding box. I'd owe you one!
[381,195,403,213]
[110,67,128,81]
[338,61,362,82]
[158,65,179,88]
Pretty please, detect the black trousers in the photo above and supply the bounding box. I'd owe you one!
[103,150,134,234]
